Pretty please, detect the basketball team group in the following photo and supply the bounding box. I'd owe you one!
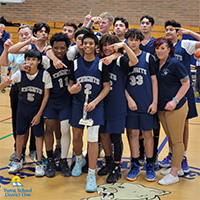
[0,9,199,192]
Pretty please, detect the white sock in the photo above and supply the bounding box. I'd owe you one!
[184,151,187,157]
[60,120,71,159]
[88,168,95,176]
[76,154,83,162]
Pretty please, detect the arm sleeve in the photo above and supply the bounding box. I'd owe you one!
[42,70,53,89]
[118,56,130,75]
[182,40,197,55]
[11,70,21,84]
[69,62,75,81]
[101,65,110,82]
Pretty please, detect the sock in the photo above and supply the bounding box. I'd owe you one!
[184,151,187,157]
[88,168,95,176]
[47,150,54,159]
[76,154,83,162]
[105,155,113,164]
[56,139,61,147]
[131,157,139,165]
[146,157,154,165]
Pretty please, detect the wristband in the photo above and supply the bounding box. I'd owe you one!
[172,97,179,104]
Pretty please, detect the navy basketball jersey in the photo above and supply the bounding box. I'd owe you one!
[31,44,49,56]
[18,69,45,106]
[104,57,128,120]
[46,55,72,108]
[73,56,103,106]
[140,37,155,55]
[174,40,192,82]
[126,51,153,113]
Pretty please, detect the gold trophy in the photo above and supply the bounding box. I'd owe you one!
[79,88,94,126]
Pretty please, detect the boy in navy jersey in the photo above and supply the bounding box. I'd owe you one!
[68,33,110,192]
[1,49,52,176]
[42,33,73,178]
[125,29,158,182]
[97,34,138,183]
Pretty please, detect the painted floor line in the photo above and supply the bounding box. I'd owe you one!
[0,117,12,123]
[0,133,13,141]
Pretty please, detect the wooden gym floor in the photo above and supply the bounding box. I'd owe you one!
[0,88,200,200]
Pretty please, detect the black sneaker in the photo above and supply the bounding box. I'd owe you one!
[45,158,56,178]
[98,160,115,176]
[59,158,71,177]
[106,165,121,183]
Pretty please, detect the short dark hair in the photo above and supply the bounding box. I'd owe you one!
[99,34,124,57]
[63,22,77,31]
[82,33,99,45]
[165,20,181,32]
[125,29,144,41]
[140,15,155,26]
[50,32,70,48]
[24,49,43,69]
[153,37,174,57]
[33,22,50,35]
[74,27,93,40]
[113,17,129,29]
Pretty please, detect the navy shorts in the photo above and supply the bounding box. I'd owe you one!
[126,112,157,131]
[185,86,198,119]
[70,103,104,129]
[43,105,71,121]
[100,118,126,134]
[16,102,44,137]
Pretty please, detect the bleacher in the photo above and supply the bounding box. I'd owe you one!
[6,21,199,44]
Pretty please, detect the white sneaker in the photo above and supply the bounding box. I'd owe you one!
[8,159,23,174]
[160,168,184,176]
[35,163,45,177]
[158,173,179,185]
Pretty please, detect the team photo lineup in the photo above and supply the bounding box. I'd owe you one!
[0,9,200,194]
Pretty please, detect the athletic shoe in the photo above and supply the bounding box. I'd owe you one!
[126,162,140,181]
[85,174,97,192]
[59,158,71,177]
[1,89,6,93]
[71,158,86,177]
[29,150,36,161]
[53,145,61,161]
[160,167,184,177]
[35,161,45,177]
[8,155,26,168]
[9,151,17,161]
[106,165,121,183]
[45,158,56,178]
[181,156,190,173]
[98,160,115,176]
[158,153,172,168]
[146,163,157,181]
[8,158,23,174]
[158,173,179,185]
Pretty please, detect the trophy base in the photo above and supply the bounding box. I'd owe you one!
[79,118,94,126]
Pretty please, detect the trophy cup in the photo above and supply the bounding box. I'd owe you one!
[79,88,94,126]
